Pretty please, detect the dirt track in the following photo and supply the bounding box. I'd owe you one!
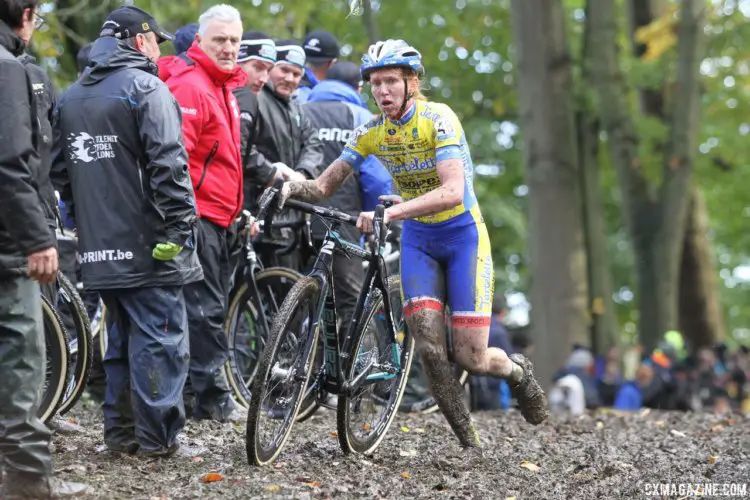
[53,400,749,499]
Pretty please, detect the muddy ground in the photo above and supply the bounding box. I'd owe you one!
[52,399,749,499]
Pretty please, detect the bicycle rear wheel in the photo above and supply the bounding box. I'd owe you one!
[55,271,93,414]
[38,295,71,423]
[337,275,415,455]
[225,267,301,407]
[246,276,321,466]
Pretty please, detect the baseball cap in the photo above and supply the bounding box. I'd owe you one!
[238,31,276,64]
[326,61,362,89]
[303,30,339,63]
[99,6,173,44]
[275,39,306,68]
[173,23,198,54]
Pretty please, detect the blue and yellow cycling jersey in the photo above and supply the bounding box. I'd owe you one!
[339,100,494,320]
[339,100,480,224]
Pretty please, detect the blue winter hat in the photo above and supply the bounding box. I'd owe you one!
[174,23,198,54]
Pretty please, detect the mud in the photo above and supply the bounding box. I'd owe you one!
[51,396,750,499]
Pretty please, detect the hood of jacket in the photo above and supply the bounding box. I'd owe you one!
[17,51,35,64]
[81,37,157,85]
[307,79,367,108]
[157,54,186,82]
[0,21,24,57]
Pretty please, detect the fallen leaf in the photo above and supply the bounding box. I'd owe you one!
[200,472,224,483]
[306,481,322,488]
[191,456,204,463]
[519,461,540,472]
[399,449,418,457]
[400,426,410,433]
[670,430,686,438]
[596,421,604,430]
[505,497,517,500]
[266,485,281,492]
[362,423,372,432]
[709,456,718,464]
[655,420,666,428]
[505,436,513,442]
[402,471,411,479]
[274,462,286,469]
[330,431,338,438]
[415,428,425,433]
[711,425,724,432]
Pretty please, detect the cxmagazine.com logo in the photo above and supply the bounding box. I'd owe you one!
[644,483,748,497]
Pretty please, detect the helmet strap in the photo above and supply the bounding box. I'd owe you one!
[398,76,414,119]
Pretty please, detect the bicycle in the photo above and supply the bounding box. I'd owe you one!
[224,210,302,407]
[246,187,414,466]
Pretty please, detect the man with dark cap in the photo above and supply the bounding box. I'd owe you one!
[234,30,299,207]
[295,29,339,103]
[0,0,88,496]
[253,39,323,270]
[51,5,204,457]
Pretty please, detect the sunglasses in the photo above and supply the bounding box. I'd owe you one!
[34,12,46,29]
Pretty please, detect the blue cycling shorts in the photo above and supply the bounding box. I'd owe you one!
[400,208,494,328]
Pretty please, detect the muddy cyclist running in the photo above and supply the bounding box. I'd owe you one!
[269,39,549,448]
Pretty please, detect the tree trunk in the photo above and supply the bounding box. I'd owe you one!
[588,0,705,352]
[678,186,726,349]
[510,0,590,388]
[579,1,619,355]
[362,0,380,44]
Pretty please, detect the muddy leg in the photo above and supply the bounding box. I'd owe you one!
[406,309,480,448]
[451,322,522,383]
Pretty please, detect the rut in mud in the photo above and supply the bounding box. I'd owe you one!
[52,401,749,499]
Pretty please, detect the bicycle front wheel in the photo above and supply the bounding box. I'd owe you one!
[246,276,321,466]
[38,295,71,423]
[337,275,415,455]
[225,267,301,407]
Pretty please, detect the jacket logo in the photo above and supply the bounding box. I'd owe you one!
[180,106,198,116]
[68,132,118,163]
[317,127,353,143]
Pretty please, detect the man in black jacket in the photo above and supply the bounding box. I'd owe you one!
[252,40,323,270]
[0,1,87,497]
[51,5,204,458]
[233,31,300,209]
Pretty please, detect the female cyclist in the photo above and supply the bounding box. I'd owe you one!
[271,39,548,447]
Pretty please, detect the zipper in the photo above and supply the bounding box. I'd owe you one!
[137,167,145,198]
[196,141,219,191]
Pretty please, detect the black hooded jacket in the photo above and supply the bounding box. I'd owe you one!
[50,37,202,290]
[0,21,55,276]
[18,52,58,227]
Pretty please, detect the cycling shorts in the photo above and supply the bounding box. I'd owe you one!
[400,209,494,327]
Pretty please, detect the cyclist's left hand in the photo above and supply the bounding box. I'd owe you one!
[356,210,390,233]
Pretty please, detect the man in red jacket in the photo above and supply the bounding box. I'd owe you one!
[166,4,248,423]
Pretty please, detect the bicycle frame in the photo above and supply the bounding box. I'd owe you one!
[280,200,403,400]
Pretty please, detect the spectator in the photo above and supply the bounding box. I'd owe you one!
[302,60,391,333]
[156,22,198,81]
[253,38,323,270]
[51,5,203,457]
[295,29,339,103]
[469,292,513,410]
[15,2,57,300]
[76,41,93,76]
[595,346,622,406]
[0,0,86,496]
[549,348,602,414]
[165,4,251,423]
[233,30,296,210]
